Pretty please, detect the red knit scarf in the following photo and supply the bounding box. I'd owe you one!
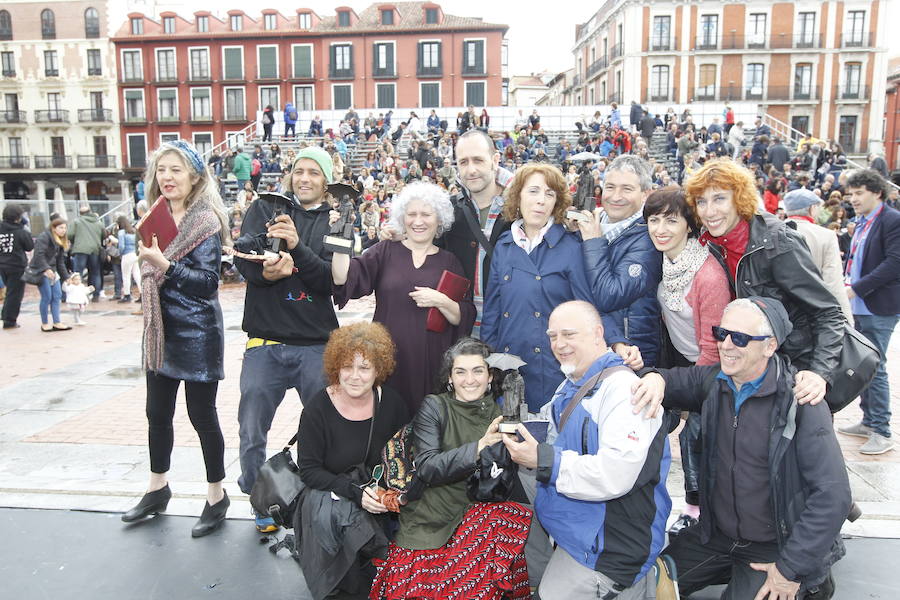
[699,219,750,283]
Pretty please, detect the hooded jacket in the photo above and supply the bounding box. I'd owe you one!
[0,220,34,270]
[68,213,104,255]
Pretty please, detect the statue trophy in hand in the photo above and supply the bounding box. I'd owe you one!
[566,160,596,222]
[323,194,356,254]
[498,370,525,434]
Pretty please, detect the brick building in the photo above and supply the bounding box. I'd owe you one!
[111,2,507,174]
[566,0,888,155]
[884,57,900,172]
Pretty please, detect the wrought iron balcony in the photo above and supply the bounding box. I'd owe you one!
[586,56,608,79]
[610,42,624,60]
[0,110,26,124]
[34,110,69,124]
[77,109,113,122]
[648,88,677,102]
[77,155,117,169]
[835,85,870,100]
[34,155,73,169]
[0,156,29,169]
[840,32,873,48]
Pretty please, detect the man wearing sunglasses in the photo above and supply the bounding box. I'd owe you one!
[633,296,851,600]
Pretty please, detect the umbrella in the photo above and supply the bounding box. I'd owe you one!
[486,353,527,371]
[327,182,361,202]
[569,152,602,162]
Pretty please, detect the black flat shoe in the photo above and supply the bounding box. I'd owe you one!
[191,491,229,538]
[122,485,172,523]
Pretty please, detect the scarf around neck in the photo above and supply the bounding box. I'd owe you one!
[660,237,709,311]
[141,195,221,372]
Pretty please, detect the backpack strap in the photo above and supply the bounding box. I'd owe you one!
[558,366,632,432]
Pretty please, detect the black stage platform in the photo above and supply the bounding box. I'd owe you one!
[1,507,897,599]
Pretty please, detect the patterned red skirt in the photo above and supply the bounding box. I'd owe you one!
[369,501,532,600]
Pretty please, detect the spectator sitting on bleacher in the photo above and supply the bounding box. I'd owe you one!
[308,115,323,137]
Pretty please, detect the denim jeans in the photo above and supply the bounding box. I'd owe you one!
[237,343,325,494]
[71,252,101,299]
[854,313,899,438]
[112,261,123,298]
[37,275,62,324]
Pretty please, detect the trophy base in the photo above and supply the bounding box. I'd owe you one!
[323,235,354,255]
[498,421,521,434]
[566,209,591,222]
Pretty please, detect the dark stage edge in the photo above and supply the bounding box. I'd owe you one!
[1,507,898,599]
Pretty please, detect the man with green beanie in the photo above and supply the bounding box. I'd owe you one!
[232,146,340,533]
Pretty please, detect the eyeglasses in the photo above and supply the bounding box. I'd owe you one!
[711,326,771,348]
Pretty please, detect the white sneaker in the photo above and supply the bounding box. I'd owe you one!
[859,433,894,455]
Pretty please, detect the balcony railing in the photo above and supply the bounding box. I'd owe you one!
[153,75,179,84]
[77,108,112,122]
[694,86,718,101]
[767,85,820,101]
[695,36,718,50]
[223,112,245,121]
[34,110,69,123]
[610,42,624,60]
[329,67,355,80]
[415,65,441,78]
[77,155,117,169]
[650,37,676,51]
[764,33,824,49]
[461,64,486,76]
[2,69,15,77]
[121,74,144,83]
[841,32,873,48]
[648,88,677,102]
[189,72,211,82]
[34,155,73,169]
[158,114,180,122]
[573,73,583,87]
[0,156,29,169]
[372,66,396,78]
[586,56,608,79]
[720,32,769,50]
[44,69,59,77]
[835,85,870,100]
[607,92,622,105]
[124,114,147,124]
[0,110,26,124]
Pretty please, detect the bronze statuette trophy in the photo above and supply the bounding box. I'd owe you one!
[323,194,356,255]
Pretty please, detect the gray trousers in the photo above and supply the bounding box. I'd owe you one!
[518,467,554,588]
[539,547,656,600]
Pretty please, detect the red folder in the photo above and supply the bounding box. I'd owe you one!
[136,196,178,252]
[426,270,470,333]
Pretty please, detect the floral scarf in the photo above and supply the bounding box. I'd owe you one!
[660,237,708,312]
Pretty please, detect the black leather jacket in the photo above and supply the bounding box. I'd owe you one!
[706,213,844,383]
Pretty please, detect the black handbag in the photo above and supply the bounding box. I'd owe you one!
[467,441,518,503]
[823,323,881,413]
[249,433,305,528]
[21,266,44,285]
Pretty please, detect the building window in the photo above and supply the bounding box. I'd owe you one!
[418,41,441,76]
[376,83,395,109]
[128,134,147,168]
[156,49,175,81]
[230,15,242,32]
[745,63,764,99]
[293,45,313,78]
[42,9,56,39]
[158,89,178,121]
[197,15,209,33]
[259,86,279,112]
[846,11,866,46]
[191,88,211,120]
[258,46,278,79]
[698,64,716,99]
[264,13,277,30]
[124,89,145,121]
[333,84,352,110]
[93,136,108,160]
[838,115,857,152]
[294,85,314,111]
[462,40,484,75]
[193,133,212,156]
[298,13,311,29]
[47,92,61,112]
[425,8,439,24]
[791,116,810,137]
[190,48,209,80]
[465,81,485,107]
[50,137,65,162]
[373,42,395,77]
[160,133,179,144]
[330,44,353,78]
[650,65,669,100]
[420,82,440,107]
[0,11,11,41]
[748,13,766,47]
[130,17,143,35]
[161,16,175,34]
[223,47,243,79]
[1,51,15,77]
[10,137,23,161]
[794,63,812,99]
[90,91,103,112]
[381,10,393,26]
[84,8,100,38]
[652,16,671,50]
[122,50,142,81]
[338,11,350,27]
[843,62,862,98]
[699,14,717,49]
[44,50,59,77]
[225,88,245,120]
[87,49,102,76]
[798,12,815,47]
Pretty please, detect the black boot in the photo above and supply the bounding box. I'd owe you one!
[191,490,230,538]
[121,485,171,522]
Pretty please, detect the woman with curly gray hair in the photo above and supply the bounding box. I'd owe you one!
[332,181,475,414]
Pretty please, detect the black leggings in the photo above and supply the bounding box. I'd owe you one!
[146,371,225,483]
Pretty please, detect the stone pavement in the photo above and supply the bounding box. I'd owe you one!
[1,280,899,540]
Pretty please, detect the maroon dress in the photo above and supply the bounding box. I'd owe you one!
[333,240,475,414]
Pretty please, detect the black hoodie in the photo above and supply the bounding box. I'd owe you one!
[234,197,338,345]
[0,220,34,270]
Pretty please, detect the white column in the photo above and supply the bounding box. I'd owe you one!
[34,180,49,218]
[0,181,6,213]
[118,180,131,205]
[53,187,67,221]
[76,179,88,204]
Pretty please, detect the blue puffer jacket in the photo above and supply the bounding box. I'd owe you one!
[582,219,662,366]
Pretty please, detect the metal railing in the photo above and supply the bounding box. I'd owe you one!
[610,42,624,60]
[835,85,870,100]
[695,36,718,50]
[0,155,29,169]
[0,110,26,124]
[76,155,117,168]
[648,88,677,102]
[34,155,73,168]
[840,32,873,48]
[34,110,69,123]
[329,67,356,80]
[586,56,608,78]
[77,108,112,122]
[650,37,676,51]
[606,92,622,104]
[202,120,257,161]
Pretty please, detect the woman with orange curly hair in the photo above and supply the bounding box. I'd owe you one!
[295,321,410,600]
[481,162,594,412]
[683,158,844,406]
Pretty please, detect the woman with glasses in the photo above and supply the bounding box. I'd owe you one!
[296,321,410,600]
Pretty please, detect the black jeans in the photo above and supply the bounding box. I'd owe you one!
[664,523,780,599]
[146,371,225,482]
[0,267,25,325]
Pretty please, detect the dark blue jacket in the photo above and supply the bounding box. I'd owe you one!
[851,203,900,316]
[158,234,224,382]
[582,219,662,366]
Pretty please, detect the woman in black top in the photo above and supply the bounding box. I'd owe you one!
[0,203,34,328]
[296,321,409,600]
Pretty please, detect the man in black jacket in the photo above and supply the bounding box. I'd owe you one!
[234,147,339,532]
[0,203,34,328]
[635,297,851,599]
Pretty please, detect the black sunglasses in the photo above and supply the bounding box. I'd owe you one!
[711,326,771,348]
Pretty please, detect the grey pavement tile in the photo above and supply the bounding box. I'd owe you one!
[0,410,83,443]
[846,462,900,501]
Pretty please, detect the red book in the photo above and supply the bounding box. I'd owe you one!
[426,270,470,333]
[136,196,178,252]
